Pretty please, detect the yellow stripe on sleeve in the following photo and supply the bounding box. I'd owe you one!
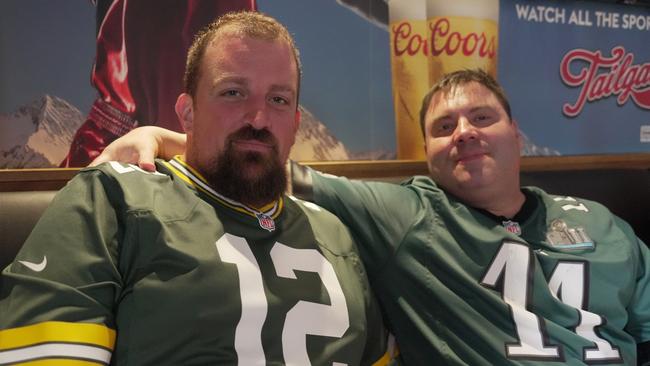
[372,333,400,366]
[0,321,115,350]
[14,359,106,366]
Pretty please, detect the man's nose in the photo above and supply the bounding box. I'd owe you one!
[245,96,271,130]
[453,117,478,144]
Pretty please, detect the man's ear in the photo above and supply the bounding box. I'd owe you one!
[512,119,523,151]
[175,93,194,134]
[294,109,301,131]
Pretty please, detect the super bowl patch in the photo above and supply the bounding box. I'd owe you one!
[546,219,595,250]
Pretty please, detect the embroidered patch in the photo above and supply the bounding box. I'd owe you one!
[546,219,595,250]
[502,220,522,236]
[256,213,276,232]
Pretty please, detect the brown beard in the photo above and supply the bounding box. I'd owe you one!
[202,126,287,206]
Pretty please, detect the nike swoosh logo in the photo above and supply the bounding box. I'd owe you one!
[19,256,47,272]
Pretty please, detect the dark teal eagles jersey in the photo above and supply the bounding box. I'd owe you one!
[311,172,650,366]
[0,158,390,366]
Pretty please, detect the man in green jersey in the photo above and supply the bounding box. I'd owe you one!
[0,11,391,365]
[90,69,650,365]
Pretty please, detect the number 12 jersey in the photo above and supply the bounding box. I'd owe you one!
[0,158,387,365]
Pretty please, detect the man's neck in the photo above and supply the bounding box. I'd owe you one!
[448,184,526,219]
[481,190,526,218]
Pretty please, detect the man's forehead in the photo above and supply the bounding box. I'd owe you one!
[206,33,294,66]
[428,82,499,114]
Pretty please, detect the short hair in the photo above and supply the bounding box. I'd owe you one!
[419,69,512,136]
[184,11,302,101]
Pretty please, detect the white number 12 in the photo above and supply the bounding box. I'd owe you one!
[216,233,350,366]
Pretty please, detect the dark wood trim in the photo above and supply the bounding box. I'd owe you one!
[520,153,650,171]
[0,168,78,191]
[1,153,649,191]
[306,153,650,176]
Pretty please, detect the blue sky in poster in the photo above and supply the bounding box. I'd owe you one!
[498,0,650,154]
[0,1,95,115]
[0,0,395,156]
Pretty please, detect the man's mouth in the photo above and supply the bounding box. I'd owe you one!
[232,139,274,153]
[456,152,487,164]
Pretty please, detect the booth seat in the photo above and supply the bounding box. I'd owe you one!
[1,168,649,271]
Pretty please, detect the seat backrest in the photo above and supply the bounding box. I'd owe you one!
[520,168,650,245]
[0,190,58,271]
[1,168,648,271]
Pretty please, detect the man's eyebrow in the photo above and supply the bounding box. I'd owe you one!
[211,75,248,87]
[432,113,454,124]
[469,105,495,113]
[209,77,295,98]
[269,84,296,97]
[431,105,495,123]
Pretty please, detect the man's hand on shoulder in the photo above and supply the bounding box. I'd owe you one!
[89,126,186,172]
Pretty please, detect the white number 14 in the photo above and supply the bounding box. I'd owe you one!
[481,241,621,362]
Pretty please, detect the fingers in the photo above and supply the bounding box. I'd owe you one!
[89,153,111,167]
[138,147,157,172]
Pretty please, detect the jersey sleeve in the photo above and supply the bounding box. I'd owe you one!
[624,227,650,344]
[0,169,121,364]
[361,284,391,366]
[310,169,422,276]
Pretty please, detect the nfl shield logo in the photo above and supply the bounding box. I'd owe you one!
[502,220,522,236]
[256,213,276,232]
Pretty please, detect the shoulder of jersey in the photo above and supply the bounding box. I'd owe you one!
[82,161,170,181]
[80,161,198,221]
[79,161,173,195]
[287,195,331,217]
[400,175,445,198]
[287,195,358,256]
[531,187,611,216]
[529,187,632,235]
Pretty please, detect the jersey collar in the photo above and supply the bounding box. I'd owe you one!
[162,156,283,221]
[474,189,539,236]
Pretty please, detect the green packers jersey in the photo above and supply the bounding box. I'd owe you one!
[0,158,388,365]
[311,172,650,365]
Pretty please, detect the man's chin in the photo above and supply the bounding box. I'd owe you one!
[238,164,269,181]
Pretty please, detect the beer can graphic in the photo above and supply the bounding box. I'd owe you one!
[389,0,499,159]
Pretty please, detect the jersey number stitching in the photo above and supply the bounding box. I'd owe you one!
[481,241,622,362]
[216,233,350,366]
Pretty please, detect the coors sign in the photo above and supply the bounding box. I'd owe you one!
[389,0,499,159]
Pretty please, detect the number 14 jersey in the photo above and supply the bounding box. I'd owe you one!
[312,173,650,366]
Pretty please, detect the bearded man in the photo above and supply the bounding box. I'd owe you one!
[0,11,390,366]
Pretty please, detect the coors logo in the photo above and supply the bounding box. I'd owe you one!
[560,46,650,117]
[392,18,497,59]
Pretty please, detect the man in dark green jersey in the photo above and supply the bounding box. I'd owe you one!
[0,11,391,365]
[90,69,650,365]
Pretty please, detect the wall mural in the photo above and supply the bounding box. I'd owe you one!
[0,0,647,168]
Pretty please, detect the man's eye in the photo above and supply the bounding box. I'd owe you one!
[438,122,455,132]
[222,90,242,97]
[432,121,455,136]
[474,114,491,123]
[270,96,289,105]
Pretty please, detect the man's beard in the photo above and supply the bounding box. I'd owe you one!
[202,127,287,207]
